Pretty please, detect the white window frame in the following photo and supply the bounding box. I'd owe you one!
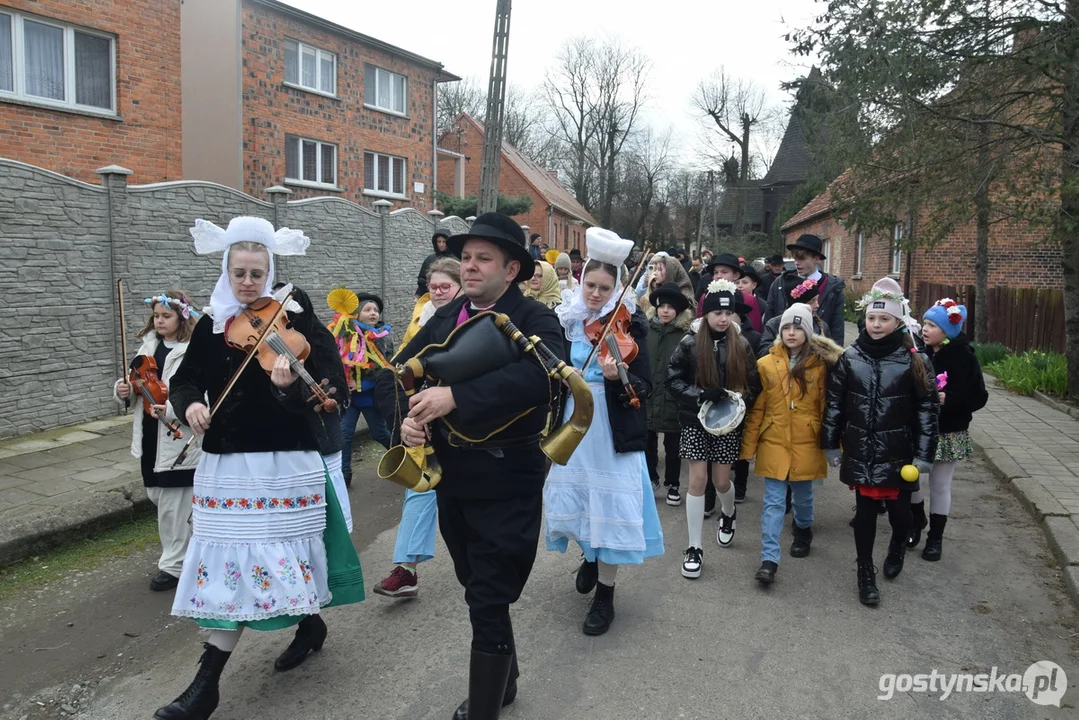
[284,135,339,190]
[891,223,904,275]
[363,150,408,199]
[821,239,831,273]
[283,38,336,97]
[854,231,864,277]
[0,9,116,116]
[364,64,407,116]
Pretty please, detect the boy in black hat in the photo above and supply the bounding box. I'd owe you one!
[647,283,693,506]
[696,253,743,311]
[417,229,454,296]
[569,247,584,281]
[763,235,845,346]
[377,212,565,720]
[340,292,394,485]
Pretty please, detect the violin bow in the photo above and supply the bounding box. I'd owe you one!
[116,280,131,410]
[172,291,295,467]
[580,244,652,375]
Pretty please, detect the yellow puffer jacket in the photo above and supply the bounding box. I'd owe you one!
[740,336,843,481]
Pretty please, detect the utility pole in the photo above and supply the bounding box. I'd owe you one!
[477,0,512,214]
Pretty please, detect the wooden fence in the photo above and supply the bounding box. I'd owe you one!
[915,282,1065,353]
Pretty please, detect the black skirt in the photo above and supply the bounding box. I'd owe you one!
[140,412,195,488]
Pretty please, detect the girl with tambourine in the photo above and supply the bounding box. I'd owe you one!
[154,217,364,720]
[544,228,664,637]
[666,279,759,579]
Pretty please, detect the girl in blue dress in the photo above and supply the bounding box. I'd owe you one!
[545,228,664,637]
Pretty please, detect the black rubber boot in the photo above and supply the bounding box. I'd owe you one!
[857,560,880,607]
[704,478,716,518]
[922,514,947,561]
[154,643,231,720]
[882,538,906,579]
[907,501,927,548]
[582,581,616,636]
[575,557,598,594]
[790,524,813,558]
[274,614,327,671]
[452,649,514,720]
[755,561,778,585]
[733,460,748,503]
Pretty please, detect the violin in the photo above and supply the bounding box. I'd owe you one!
[129,356,184,439]
[583,304,638,364]
[225,297,339,413]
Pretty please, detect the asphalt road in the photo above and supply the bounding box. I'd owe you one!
[3,451,1078,719]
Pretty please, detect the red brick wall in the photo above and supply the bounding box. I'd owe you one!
[241,1,441,210]
[0,0,182,183]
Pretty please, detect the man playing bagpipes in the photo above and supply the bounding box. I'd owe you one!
[375,212,567,720]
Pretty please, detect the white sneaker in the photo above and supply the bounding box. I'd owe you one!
[665,487,682,506]
[681,547,703,579]
[717,509,737,548]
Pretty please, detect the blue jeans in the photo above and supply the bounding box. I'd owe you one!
[392,489,438,564]
[761,477,814,563]
[340,392,392,478]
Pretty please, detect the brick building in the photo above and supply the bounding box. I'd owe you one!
[437,113,596,251]
[781,175,1063,311]
[0,0,183,183]
[183,0,459,210]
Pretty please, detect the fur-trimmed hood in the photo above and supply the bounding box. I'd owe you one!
[768,333,843,365]
[646,306,694,330]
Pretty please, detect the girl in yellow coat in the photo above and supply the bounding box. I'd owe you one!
[740,303,843,585]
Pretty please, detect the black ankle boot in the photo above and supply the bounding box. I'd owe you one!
[452,648,514,720]
[883,538,906,579]
[790,524,813,558]
[274,614,327,671]
[922,514,947,561]
[857,560,880,606]
[907,502,927,548]
[154,643,231,720]
[582,581,616,636]
[575,557,597,594]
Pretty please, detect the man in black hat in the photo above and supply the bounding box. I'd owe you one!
[697,252,744,303]
[417,228,455,296]
[377,212,565,720]
[759,254,784,297]
[763,234,846,346]
[569,247,583,282]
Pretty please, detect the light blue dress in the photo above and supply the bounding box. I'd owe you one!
[545,335,664,564]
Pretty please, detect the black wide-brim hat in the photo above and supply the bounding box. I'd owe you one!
[739,264,761,286]
[786,233,826,259]
[448,212,534,283]
[650,282,690,314]
[355,292,384,314]
[704,253,745,278]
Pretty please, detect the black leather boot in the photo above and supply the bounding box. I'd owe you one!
[575,557,598,594]
[882,538,906,579]
[582,581,616,636]
[790,524,813,558]
[857,560,880,606]
[451,649,514,720]
[922,514,947,561]
[907,501,927,548]
[274,614,327,671]
[154,643,231,720]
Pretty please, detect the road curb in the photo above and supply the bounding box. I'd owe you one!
[1032,390,1079,421]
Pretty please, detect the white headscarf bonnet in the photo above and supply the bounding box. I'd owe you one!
[556,227,636,339]
[189,216,310,333]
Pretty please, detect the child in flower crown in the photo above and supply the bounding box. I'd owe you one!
[328,289,394,485]
[906,298,988,561]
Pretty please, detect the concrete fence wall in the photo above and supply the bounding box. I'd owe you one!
[0,159,469,438]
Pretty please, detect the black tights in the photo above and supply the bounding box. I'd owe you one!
[852,492,913,562]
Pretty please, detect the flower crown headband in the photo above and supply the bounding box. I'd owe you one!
[790,278,817,300]
[855,287,907,311]
[145,294,200,320]
[706,278,738,295]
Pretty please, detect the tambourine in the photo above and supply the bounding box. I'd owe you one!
[697,391,746,436]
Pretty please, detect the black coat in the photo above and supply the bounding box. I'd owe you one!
[665,323,760,429]
[375,283,565,499]
[926,334,988,434]
[756,314,829,359]
[764,270,846,347]
[288,286,349,455]
[170,308,342,455]
[820,332,939,490]
[599,308,652,453]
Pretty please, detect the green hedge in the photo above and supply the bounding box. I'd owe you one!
[985,350,1068,396]
[971,342,1008,367]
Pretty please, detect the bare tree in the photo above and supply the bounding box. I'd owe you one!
[438,77,485,136]
[543,37,600,212]
[503,85,559,167]
[613,126,672,240]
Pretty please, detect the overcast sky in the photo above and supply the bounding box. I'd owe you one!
[282,0,820,168]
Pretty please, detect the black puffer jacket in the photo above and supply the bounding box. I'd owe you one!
[926,333,988,434]
[665,321,760,429]
[820,331,939,490]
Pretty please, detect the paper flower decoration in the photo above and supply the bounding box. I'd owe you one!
[790,278,818,300]
[934,298,964,325]
[706,279,738,295]
[327,287,360,316]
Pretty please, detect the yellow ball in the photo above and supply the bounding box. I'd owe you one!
[900,465,920,482]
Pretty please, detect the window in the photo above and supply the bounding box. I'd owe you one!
[364,151,406,196]
[854,232,864,276]
[892,223,904,275]
[821,239,831,273]
[283,39,335,95]
[0,10,114,113]
[364,64,407,114]
[285,135,337,187]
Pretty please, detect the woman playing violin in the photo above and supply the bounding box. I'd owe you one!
[544,227,664,638]
[113,289,201,594]
[155,217,363,720]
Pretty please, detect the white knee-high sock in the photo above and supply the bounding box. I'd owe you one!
[718,485,735,517]
[597,560,618,586]
[686,493,705,548]
[208,628,243,652]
